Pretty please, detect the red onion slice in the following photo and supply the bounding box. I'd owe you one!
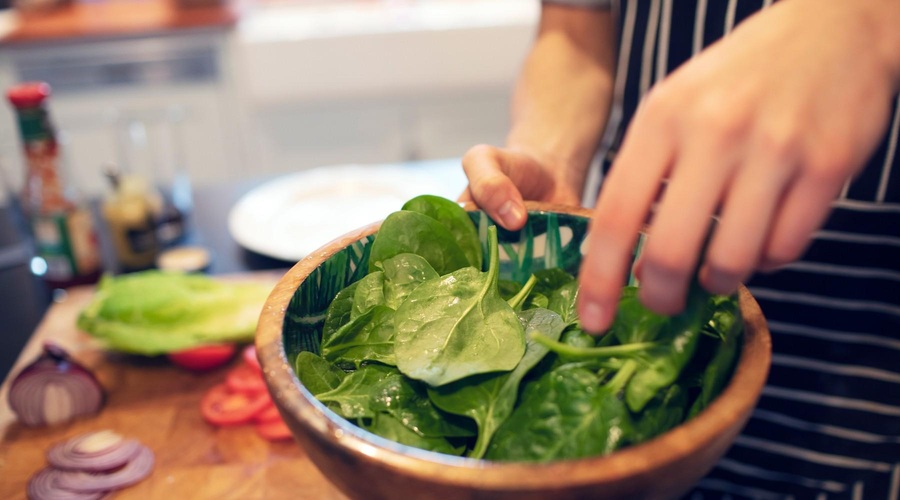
[55,445,155,493]
[27,467,109,500]
[48,431,142,472]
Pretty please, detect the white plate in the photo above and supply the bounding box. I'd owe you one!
[227,160,468,262]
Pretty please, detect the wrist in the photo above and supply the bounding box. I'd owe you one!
[859,0,900,91]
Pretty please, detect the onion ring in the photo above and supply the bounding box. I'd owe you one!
[27,467,109,500]
[48,431,142,472]
[55,445,155,493]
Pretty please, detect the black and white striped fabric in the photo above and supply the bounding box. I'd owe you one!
[548,0,900,498]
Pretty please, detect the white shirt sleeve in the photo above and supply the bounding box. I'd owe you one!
[542,0,613,8]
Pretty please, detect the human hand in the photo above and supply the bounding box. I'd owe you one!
[578,0,900,332]
[459,144,584,230]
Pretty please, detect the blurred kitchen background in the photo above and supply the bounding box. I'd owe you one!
[0,0,538,377]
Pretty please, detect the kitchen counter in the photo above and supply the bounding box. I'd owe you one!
[0,159,466,498]
[0,0,237,45]
[0,279,349,499]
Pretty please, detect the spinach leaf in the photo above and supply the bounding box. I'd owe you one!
[688,295,743,418]
[547,280,579,325]
[428,308,566,459]
[394,226,526,387]
[612,286,669,345]
[294,351,346,395]
[523,291,549,311]
[322,281,359,340]
[633,384,688,442]
[369,371,475,438]
[402,194,483,270]
[625,284,712,412]
[498,279,523,301]
[351,271,386,319]
[362,413,466,456]
[485,365,635,462]
[531,268,575,297]
[369,210,471,275]
[379,253,439,309]
[561,327,596,350]
[321,305,396,368]
[317,363,397,419]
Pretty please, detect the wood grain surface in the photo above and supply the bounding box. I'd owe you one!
[0,273,347,500]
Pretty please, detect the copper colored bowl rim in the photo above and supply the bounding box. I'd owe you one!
[256,201,772,491]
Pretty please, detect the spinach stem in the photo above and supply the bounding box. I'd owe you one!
[607,359,638,394]
[528,332,655,360]
[507,274,538,310]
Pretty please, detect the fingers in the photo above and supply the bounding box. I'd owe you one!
[462,145,528,230]
[760,165,845,271]
[577,101,675,333]
[636,131,739,315]
[699,140,796,294]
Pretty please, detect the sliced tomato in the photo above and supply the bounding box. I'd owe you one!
[226,364,267,395]
[254,403,282,424]
[256,419,293,442]
[168,343,237,372]
[242,345,262,373]
[201,383,272,426]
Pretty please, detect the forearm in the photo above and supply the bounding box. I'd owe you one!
[506,3,617,195]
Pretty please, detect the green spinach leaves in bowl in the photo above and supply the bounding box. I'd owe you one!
[283,195,743,463]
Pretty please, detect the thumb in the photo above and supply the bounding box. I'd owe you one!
[461,145,528,230]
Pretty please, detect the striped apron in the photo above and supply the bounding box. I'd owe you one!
[576,0,900,497]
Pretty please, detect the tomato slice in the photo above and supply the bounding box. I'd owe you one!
[256,420,293,442]
[168,343,237,372]
[242,345,262,373]
[201,383,272,426]
[254,403,282,424]
[226,364,267,395]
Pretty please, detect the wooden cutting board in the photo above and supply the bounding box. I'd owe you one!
[0,274,348,500]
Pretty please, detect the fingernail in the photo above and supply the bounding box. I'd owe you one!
[580,300,611,334]
[498,201,524,228]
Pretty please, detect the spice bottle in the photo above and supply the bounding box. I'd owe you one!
[7,82,102,288]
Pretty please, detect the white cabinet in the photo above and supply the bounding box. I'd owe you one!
[0,30,244,201]
[0,0,539,203]
[232,0,538,174]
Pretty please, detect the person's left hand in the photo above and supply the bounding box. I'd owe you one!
[577,0,900,333]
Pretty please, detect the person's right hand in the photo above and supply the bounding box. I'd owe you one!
[459,144,584,231]
[576,0,900,334]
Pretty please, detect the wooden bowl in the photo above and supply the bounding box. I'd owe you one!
[256,202,771,500]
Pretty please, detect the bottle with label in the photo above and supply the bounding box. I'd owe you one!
[7,82,103,288]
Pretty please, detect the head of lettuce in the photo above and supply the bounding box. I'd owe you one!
[77,271,273,356]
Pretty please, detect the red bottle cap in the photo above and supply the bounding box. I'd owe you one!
[6,82,51,108]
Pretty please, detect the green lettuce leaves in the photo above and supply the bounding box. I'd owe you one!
[77,271,272,355]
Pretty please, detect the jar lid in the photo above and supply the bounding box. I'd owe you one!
[7,82,51,108]
[156,246,212,273]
